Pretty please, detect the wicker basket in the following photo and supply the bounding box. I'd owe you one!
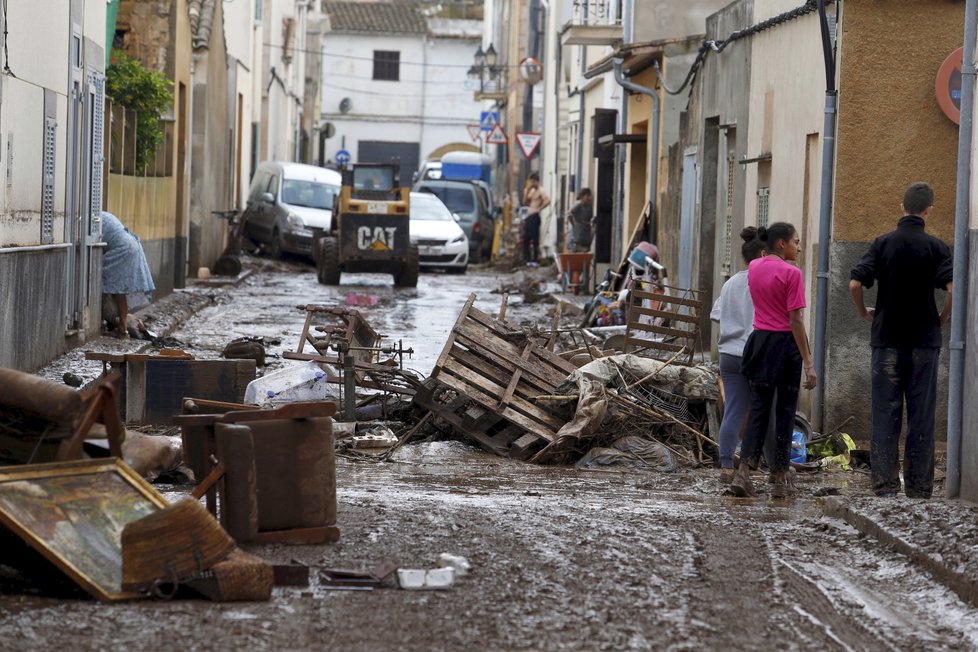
[121,499,236,591]
[185,548,273,601]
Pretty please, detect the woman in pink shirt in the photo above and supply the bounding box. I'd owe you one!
[730,222,817,499]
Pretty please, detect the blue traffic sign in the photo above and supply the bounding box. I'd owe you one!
[479,111,499,132]
[335,149,351,165]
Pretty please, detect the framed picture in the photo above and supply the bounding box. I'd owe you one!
[0,458,168,601]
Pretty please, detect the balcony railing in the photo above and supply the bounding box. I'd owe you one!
[562,0,624,47]
[571,0,622,27]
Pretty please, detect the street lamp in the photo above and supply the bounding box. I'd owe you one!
[470,42,506,101]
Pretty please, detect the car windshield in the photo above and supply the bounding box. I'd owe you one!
[411,194,454,221]
[281,180,338,210]
[418,185,475,213]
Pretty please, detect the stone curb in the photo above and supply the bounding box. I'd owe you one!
[821,496,978,609]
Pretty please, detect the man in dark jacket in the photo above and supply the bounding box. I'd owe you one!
[849,182,953,499]
[567,188,593,252]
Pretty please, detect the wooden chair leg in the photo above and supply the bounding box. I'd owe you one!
[99,385,125,458]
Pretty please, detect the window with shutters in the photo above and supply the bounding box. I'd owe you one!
[757,187,770,228]
[41,117,57,244]
[89,71,106,237]
[722,154,735,277]
[373,51,400,81]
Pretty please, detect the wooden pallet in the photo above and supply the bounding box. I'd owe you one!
[624,283,703,365]
[415,294,576,460]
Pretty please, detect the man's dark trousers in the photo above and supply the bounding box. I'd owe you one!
[870,346,939,497]
[523,212,541,262]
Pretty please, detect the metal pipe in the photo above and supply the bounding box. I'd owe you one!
[812,0,838,429]
[946,0,978,499]
[0,243,73,255]
[612,58,660,244]
[342,346,356,422]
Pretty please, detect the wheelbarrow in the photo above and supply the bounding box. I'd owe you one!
[556,251,592,295]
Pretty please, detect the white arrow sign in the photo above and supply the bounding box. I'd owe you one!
[515,132,541,159]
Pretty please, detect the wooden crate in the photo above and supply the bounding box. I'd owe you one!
[415,294,576,460]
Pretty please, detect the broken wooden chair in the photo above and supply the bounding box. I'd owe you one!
[0,368,125,465]
[175,401,340,545]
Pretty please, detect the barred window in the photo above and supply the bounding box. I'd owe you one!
[373,51,400,81]
[757,187,770,228]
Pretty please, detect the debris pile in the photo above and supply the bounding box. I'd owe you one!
[409,294,720,468]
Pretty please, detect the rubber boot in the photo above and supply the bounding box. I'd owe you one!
[730,463,755,497]
[771,470,792,499]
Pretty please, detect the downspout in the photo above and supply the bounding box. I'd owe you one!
[186,53,197,281]
[612,58,660,244]
[420,32,428,167]
[946,0,978,499]
[812,0,838,430]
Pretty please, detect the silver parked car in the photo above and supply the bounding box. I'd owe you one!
[241,162,342,258]
[409,192,468,272]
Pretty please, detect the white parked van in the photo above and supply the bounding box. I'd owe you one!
[241,162,342,258]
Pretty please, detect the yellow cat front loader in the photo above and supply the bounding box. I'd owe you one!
[313,163,419,287]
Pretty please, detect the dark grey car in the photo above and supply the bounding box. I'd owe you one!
[412,179,494,263]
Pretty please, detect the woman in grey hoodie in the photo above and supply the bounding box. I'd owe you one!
[710,227,767,483]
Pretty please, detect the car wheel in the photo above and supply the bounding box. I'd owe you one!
[469,244,483,265]
[267,228,284,260]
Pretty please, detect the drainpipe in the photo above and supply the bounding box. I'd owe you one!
[946,0,978,499]
[612,58,659,244]
[812,0,838,430]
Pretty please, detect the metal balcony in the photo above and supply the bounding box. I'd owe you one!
[560,0,624,47]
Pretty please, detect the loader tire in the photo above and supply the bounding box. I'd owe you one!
[395,244,419,288]
[317,237,341,285]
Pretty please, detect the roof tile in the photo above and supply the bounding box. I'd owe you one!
[323,1,428,34]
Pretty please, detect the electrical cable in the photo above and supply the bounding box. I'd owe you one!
[2,0,15,77]
[651,0,835,97]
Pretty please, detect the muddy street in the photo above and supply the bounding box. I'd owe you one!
[8,259,978,651]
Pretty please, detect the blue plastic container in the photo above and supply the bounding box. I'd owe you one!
[790,430,807,464]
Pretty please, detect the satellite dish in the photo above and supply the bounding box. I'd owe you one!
[339,97,352,114]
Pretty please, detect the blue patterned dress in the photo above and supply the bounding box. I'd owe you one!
[101,211,155,304]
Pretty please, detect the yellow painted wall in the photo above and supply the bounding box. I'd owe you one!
[105,174,174,241]
[623,67,659,255]
[835,0,963,243]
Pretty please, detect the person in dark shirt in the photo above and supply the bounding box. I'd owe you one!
[849,182,953,499]
[567,188,593,252]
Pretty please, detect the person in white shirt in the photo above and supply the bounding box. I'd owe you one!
[710,227,772,484]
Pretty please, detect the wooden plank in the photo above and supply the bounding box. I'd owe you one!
[631,290,702,310]
[627,305,700,324]
[252,526,338,545]
[465,303,523,335]
[546,304,562,351]
[454,324,569,387]
[498,341,534,411]
[439,360,565,430]
[296,310,315,354]
[510,433,544,460]
[624,336,689,353]
[431,294,476,378]
[626,321,695,340]
[434,371,551,435]
[450,346,552,401]
[460,308,577,374]
[456,318,576,376]
[498,292,509,321]
[435,370,561,436]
